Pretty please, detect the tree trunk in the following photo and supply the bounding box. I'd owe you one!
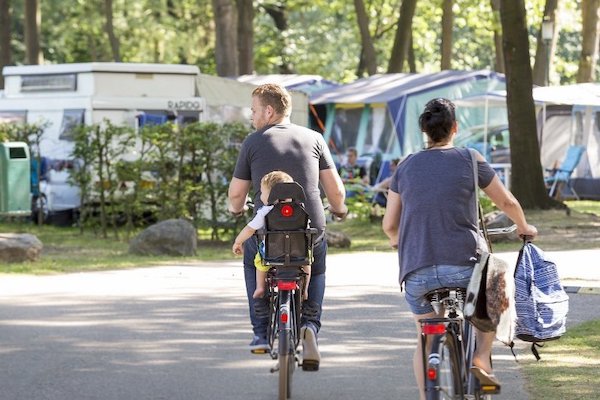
[212,0,238,76]
[24,0,42,65]
[104,0,121,62]
[0,0,10,89]
[532,0,559,86]
[577,0,600,82]
[387,0,417,73]
[408,30,416,72]
[263,3,294,73]
[499,0,554,209]
[440,0,453,70]
[490,0,505,73]
[237,0,254,75]
[354,0,377,75]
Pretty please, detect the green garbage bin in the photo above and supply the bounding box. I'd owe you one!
[0,141,31,216]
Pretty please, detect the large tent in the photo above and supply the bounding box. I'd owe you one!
[456,83,600,199]
[309,70,506,161]
[236,74,338,95]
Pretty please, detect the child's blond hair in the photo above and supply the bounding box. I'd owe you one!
[261,170,293,191]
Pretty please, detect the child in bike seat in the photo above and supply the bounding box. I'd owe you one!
[232,170,311,300]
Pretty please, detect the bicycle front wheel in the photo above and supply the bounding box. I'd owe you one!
[426,333,464,400]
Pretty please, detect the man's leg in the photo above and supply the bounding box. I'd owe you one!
[301,238,327,370]
[243,238,269,352]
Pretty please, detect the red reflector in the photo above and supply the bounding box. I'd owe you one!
[281,313,289,324]
[278,281,297,290]
[427,367,437,380]
[422,323,446,335]
[281,204,294,217]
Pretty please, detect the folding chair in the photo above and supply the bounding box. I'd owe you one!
[544,145,586,200]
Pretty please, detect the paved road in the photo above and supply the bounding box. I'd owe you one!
[0,250,597,400]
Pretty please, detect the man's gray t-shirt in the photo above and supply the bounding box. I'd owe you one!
[233,123,336,237]
[389,147,496,283]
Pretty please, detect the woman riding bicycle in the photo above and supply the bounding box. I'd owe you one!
[382,98,538,400]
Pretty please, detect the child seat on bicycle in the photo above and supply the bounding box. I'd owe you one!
[259,182,317,273]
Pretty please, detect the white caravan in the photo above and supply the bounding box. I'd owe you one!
[0,62,310,223]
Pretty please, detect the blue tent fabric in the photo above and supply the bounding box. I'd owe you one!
[235,74,339,95]
[310,70,505,158]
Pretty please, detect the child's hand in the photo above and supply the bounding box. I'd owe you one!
[232,242,243,255]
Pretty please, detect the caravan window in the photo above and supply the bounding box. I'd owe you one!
[59,109,85,141]
[21,74,77,92]
[0,110,27,124]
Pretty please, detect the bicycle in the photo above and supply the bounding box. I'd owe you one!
[254,182,319,400]
[420,225,517,400]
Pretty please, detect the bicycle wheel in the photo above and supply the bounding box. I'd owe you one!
[278,290,294,400]
[426,332,464,400]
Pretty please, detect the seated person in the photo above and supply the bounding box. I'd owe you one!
[371,158,401,207]
[339,147,369,195]
[232,170,311,300]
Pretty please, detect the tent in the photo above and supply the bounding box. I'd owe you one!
[456,83,600,199]
[196,74,309,126]
[309,70,506,161]
[236,74,339,95]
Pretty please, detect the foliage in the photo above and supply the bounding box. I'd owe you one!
[2,0,593,84]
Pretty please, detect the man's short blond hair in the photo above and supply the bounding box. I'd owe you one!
[252,84,292,118]
[261,170,293,191]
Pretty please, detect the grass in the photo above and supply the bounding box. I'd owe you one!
[1,200,599,274]
[0,221,231,274]
[521,320,600,400]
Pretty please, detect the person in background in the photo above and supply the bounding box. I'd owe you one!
[382,98,537,399]
[228,83,347,370]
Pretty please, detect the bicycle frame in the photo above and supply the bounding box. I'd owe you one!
[420,288,496,400]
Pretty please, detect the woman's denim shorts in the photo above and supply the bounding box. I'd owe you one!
[404,265,473,315]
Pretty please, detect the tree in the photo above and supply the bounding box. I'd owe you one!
[24,0,42,64]
[440,0,453,70]
[577,0,600,82]
[212,0,238,76]
[0,0,10,89]
[532,0,559,86]
[104,0,121,62]
[354,0,378,76]
[388,0,417,73]
[490,0,505,73]
[499,0,554,209]
[237,0,254,74]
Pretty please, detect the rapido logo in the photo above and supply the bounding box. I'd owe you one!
[167,100,202,110]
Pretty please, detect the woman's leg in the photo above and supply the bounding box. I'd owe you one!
[472,329,495,374]
[412,311,441,400]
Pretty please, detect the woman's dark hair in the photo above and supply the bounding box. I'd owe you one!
[418,98,456,144]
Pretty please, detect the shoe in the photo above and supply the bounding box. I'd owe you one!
[301,325,320,371]
[249,335,269,354]
[471,366,501,392]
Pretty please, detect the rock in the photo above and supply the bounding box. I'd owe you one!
[129,219,197,256]
[326,230,351,248]
[0,233,43,263]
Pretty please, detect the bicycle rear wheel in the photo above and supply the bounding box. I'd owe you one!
[426,332,464,400]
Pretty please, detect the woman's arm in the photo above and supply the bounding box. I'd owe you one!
[382,190,402,247]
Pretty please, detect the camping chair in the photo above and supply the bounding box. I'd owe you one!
[545,145,586,200]
[261,182,317,272]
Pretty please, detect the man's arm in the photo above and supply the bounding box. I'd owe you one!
[319,167,347,216]
[228,177,251,214]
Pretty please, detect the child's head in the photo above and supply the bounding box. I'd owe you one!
[260,170,293,204]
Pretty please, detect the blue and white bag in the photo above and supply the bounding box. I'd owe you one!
[514,242,569,360]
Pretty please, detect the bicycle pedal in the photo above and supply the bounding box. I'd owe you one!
[250,348,269,355]
[301,360,319,371]
[480,384,501,395]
